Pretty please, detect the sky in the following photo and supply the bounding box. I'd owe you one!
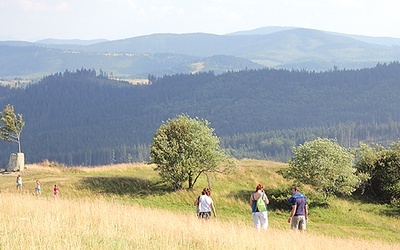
[1,0,399,41]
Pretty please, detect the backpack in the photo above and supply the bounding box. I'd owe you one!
[256,193,267,212]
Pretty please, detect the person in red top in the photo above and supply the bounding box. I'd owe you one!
[53,184,59,196]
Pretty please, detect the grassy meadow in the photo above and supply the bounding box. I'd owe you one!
[0,159,399,249]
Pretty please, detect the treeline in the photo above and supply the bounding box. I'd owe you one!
[221,121,400,161]
[2,63,400,166]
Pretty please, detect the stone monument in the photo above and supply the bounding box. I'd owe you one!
[6,153,25,172]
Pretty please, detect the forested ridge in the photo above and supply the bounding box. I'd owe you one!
[1,63,400,166]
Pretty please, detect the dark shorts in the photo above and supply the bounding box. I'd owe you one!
[198,212,211,219]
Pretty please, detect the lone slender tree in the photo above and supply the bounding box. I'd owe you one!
[0,104,25,153]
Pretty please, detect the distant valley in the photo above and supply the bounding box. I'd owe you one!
[1,26,400,80]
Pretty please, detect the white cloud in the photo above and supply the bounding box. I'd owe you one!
[55,2,70,11]
[203,6,242,19]
[19,0,48,11]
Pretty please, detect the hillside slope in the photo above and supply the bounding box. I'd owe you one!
[0,159,398,246]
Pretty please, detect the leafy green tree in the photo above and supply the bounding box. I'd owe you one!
[354,142,380,195]
[285,138,360,198]
[373,147,400,205]
[0,104,25,153]
[150,114,230,190]
[356,142,400,205]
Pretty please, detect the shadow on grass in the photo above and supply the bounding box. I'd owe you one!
[230,187,329,211]
[79,176,173,198]
[343,193,400,218]
[230,188,292,211]
[380,206,400,217]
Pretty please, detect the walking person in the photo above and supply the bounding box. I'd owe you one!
[198,188,216,219]
[35,180,41,195]
[194,188,208,217]
[53,184,60,197]
[16,175,22,192]
[288,186,308,232]
[250,184,269,231]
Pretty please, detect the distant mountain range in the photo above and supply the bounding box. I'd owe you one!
[1,26,400,79]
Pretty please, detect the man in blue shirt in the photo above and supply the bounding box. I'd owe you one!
[288,187,308,232]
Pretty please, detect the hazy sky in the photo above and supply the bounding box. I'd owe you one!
[1,0,398,41]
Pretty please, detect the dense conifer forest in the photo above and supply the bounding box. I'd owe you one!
[1,63,400,166]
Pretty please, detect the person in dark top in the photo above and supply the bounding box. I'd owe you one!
[288,186,308,232]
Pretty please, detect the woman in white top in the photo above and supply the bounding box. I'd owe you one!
[16,175,22,191]
[198,188,217,219]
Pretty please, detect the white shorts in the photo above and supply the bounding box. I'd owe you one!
[252,211,268,231]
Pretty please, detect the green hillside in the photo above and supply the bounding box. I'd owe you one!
[2,159,399,244]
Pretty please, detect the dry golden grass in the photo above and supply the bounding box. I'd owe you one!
[0,192,398,250]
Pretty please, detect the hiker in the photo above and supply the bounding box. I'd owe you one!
[250,183,269,231]
[35,180,41,195]
[194,188,206,217]
[53,184,60,196]
[16,175,22,192]
[194,188,212,217]
[287,186,308,232]
[198,188,216,219]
